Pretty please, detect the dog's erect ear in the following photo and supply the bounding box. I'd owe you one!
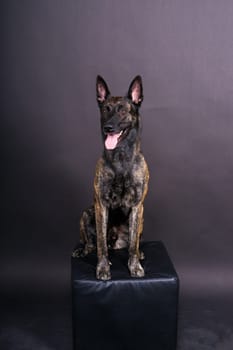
[127,75,143,106]
[96,75,110,107]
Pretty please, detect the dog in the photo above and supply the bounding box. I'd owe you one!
[72,75,149,281]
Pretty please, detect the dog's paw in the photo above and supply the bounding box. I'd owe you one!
[139,251,145,260]
[72,248,84,258]
[128,255,145,278]
[96,257,111,281]
[71,243,95,258]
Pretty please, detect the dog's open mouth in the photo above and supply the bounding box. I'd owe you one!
[105,130,124,150]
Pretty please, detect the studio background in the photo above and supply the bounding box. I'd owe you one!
[2,1,233,349]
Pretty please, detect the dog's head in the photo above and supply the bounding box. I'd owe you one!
[96,76,143,150]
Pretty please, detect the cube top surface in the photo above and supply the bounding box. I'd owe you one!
[72,241,178,283]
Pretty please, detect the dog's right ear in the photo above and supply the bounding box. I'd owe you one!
[96,75,110,107]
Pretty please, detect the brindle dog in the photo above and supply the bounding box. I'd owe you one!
[73,75,149,281]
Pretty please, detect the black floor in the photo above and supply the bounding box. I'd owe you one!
[178,294,233,350]
[1,292,233,350]
[0,295,73,350]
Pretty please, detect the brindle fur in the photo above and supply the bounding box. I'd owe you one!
[72,75,149,280]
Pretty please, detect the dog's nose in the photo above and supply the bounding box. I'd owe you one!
[103,125,115,134]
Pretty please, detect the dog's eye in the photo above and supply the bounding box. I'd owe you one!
[119,108,128,118]
[117,105,128,116]
[105,105,112,113]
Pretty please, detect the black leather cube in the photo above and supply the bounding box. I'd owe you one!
[71,241,179,350]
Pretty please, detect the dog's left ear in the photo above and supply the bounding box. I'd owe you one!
[127,75,143,106]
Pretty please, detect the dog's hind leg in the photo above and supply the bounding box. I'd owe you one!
[72,207,96,258]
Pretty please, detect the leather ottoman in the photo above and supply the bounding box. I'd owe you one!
[71,241,179,350]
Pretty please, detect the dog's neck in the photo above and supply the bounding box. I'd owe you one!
[103,141,140,173]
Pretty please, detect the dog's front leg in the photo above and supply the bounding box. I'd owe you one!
[128,203,145,277]
[95,201,111,280]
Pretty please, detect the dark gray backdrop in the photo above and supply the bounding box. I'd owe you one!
[2,0,233,306]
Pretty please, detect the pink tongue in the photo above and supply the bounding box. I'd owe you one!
[105,133,121,150]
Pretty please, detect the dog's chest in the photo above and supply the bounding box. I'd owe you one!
[101,172,141,209]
